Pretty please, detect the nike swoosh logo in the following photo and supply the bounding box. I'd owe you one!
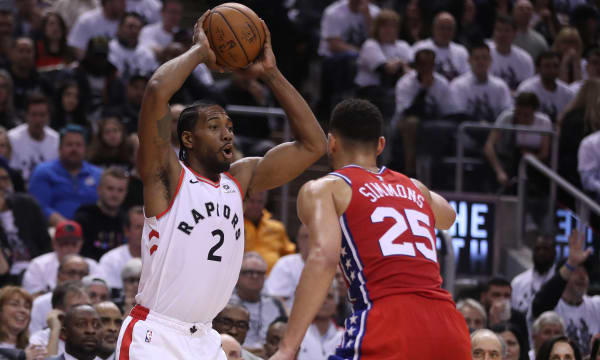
[190,179,199,184]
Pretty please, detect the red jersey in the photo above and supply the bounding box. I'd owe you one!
[330,165,453,309]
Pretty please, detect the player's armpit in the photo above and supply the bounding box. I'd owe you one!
[412,179,456,230]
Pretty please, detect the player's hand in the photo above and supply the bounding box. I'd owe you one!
[194,11,222,72]
[234,20,277,80]
[567,229,592,268]
[46,309,64,330]
[24,344,47,360]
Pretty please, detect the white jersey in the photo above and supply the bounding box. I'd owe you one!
[136,164,245,323]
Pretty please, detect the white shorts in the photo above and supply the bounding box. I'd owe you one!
[115,305,227,360]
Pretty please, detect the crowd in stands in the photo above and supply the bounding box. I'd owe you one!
[0,0,597,359]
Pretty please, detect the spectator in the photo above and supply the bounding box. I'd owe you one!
[537,336,582,360]
[513,0,549,62]
[531,311,566,359]
[230,253,286,349]
[67,0,126,59]
[457,298,487,332]
[29,125,102,226]
[530,0,560,45]
[489,15,535,91]
[297,281,343,360]
[553,27,584,84]
[221,334,243,360]
[484,92,552,188]
[354,9,411,119]
[22,222,101,296]
[0,127,9,159]
[512,233,557,314]
[532,230,599,355]
[475,0,514,37]
[578,130,600,201]
[470,328,506,360]
[74,166,127,261]
[125,0,160,25]
[138,0,183,56]
[6,37,53,116]
[118,257,139,314]
[50,81,88,132]
[412,12,469,81]
[570,4,600,54]
[491,322,530,360]
[35,13,73,71]
[81,277,108,305]
[265,224,309,311]
[8,92,58,181]
[450,42,512,123]
[569,48,600,94]
[243,192,295,273]
[93,301,121,360]
[213,303,261,360]
[87,116,133,170]
[399,0,424,45]
[28,281,89,356]
[0,7,14,67]
[108,74,147,135]
[0,158,50,283]
[98,206,142,294]
[45,304,100,360]
[517,51,574,121]
[263,318,287,358]
[0,70,19,130]
[457,0,486,50]
[108,12,157,80]
[50,0,98,31]
[13,0,41,38]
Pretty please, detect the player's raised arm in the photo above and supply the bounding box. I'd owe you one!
[137,12,218,216]
[229,21,327,196]
[412,179,456,230]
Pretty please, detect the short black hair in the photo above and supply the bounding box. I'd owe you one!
[495,14,517,29]
[483,276,511,292]
[25,92,50,112]
[51,281,85,309]
[414,48,436,64]
[329,98,383,147]
[515,92,540,110]
[268,316,288,329]
[469,41,490,55]
[177,101,220,164]
[59,124,88,145]
[537,336,582,360]
[119,11,145,27]
[536,50,561,67]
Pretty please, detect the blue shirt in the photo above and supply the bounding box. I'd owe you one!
[29,159,102,219]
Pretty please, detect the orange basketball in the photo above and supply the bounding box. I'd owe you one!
[202,3,265,69]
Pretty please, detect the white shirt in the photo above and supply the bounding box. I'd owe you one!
[511,266,556,314]
[8,124,59,181]
[29,292,52,334]
[0,209,30,275]
[297,322,344,360]
[29,328,65,354]
[412,38,469,81]
[489,42,535,90]
[230,293,285,348]
[355,38,412,87]
[126,0,161,24]
[555,296,600,354]
[395,70,456,119]
[139,21,173,51]
[67,8,119,52]
[495,109,553,149]
[264,253,304,310]
[578,131,600,197]
[516,75,575,121]
[108,39,158,78]
[318,0,380,57]
[569,80,583,95]
[98,244,132,290]
[22,252,103,295]
[450,71,512,122]
[50,0,99,30]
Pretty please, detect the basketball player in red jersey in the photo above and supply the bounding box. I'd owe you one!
[115,12,326,360]
[270,99,471,360]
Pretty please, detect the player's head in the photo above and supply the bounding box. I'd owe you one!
[327,99,384,168]
[177,101,234,174]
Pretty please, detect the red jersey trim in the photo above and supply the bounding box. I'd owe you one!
[156,168,185,220]
[224,172,244,201]
[185,165,220,188]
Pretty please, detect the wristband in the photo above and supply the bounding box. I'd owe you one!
[564,262,576,272]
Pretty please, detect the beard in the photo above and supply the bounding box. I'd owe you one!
[204,154,231,174]
[534,258,554,274]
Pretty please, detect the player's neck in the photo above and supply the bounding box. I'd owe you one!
[186,158,220,182]
[335,157,379,173]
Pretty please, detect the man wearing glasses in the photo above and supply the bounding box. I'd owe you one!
[213,303,261,360]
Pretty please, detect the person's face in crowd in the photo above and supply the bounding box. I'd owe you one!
[296,225,310,261]
[162,1,182,30]
[244,191,267,224]
[26,103,50,139]
[213,307,250,345]
[514,105,536,126]
[63,291,91,312]
[472,333,503,360]
[122,272,140,298]
[221,334,243,360]
[500,330,520,360]
[0,76,9,106]
[98,174,127,211]
[514,0,534,27]
[0,11,14,38]
[160,42,185,64]
[470,48,492,77]
[533,237,556,274]
[415,52,435,77]
[101,118,123,148]
[481,285,511,310]
[54,237,84,263]
[118,15,143,48]
[126,78,147,106]
[59,132,86,168]
[459,305,485,331]
[0,293,31,336]
[16,0,35,16]
[433,14,455,47]
[316,285,337,319]
[405,0,419,19]
[539,56,560,82]
[264,321,287,357]
[493,22,516,48]
[0,168,13,195]
[57,258,89,284]
[11,38,34,72]
[62,85,79,113]
[95,302,122,355]
[62,306,101,355]
[124,210,144,249]
[86,283,109,305]
[565,266,589,301]
[534,323,564,351]
[377,20,398,44]
[550,341,576,360]
[237,257,267,297]
[44,14,63,42]
[586,53,600,78]
[462,0,476,24]
[104,0,125,19]
[555,35,580,57]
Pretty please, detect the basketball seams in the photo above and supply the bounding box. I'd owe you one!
[206,11,236,69]
[214,9,251,66]
[218,5,264,47]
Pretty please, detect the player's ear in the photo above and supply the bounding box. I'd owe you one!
[327,133,336,154]
[181,131,193,150]
[376,136,386,156]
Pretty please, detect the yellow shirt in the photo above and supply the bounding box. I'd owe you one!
[244,209,295,273]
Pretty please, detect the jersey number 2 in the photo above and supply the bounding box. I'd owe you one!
[208,229,224,262]
[370,207,437,262]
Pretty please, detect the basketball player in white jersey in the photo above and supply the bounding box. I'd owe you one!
[114,13,327,360]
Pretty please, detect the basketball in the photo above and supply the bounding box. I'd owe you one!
[202,3,266,69]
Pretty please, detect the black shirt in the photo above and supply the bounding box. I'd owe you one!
[74,203,126,261]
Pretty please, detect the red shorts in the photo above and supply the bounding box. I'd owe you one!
[330,294,471,360]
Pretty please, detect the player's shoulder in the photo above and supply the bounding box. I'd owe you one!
[300,174,347,195]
